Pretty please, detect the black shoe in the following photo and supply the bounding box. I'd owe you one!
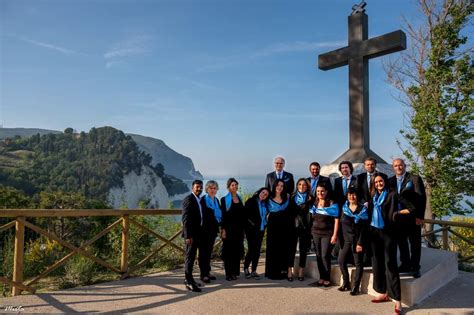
[251,271,261,280]
[244,268,251,279]
[350,286,360,296]
[398,264,411,273]
[200,276,210,283]
[208,274,217,280]
[231,275,238,280]
[323,281,331,287]
[298,276,304,281]
[338,283,350,291]
[287,276,294,282]
[411,270,421,278]
[226,276,233,281]
[185,281,201,292]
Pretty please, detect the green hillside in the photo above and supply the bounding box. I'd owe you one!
[0,127,188,203]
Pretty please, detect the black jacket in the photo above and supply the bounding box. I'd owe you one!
[200,197,220,237]
[289,192,314,230]
[265,171,295,194]
[340,203,368,246]
[388,172,427,221]
[333,176,357,207]
[182,193,202,239]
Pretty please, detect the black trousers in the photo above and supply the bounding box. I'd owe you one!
[338,241,364,287]
[199,234,216,277]
[398,223,422,271]
[184,238,200,283]
[313,235,333,281]
[244,229,264,272]
[222,237,243,277]
[369,227,401,301]
[289,228,311,268]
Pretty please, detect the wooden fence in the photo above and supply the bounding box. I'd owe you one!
[0,210,473,296]
[0,209,183,296]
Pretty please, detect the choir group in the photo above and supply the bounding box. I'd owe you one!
[181,156,426,314]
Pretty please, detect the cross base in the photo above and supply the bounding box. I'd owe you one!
[332,147,386,164]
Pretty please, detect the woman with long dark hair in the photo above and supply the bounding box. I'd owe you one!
[337,187,368,295]
[243,187,270,280]
[220,178,245,281]
[310,182,339,287]
[288,178,314,281]
[265,179,291,280]
[368,175,402,314]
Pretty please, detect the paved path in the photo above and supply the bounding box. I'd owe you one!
[1,261,473,314]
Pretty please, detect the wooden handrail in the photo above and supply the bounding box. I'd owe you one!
[0,209,181,217]
[423,218,474,229]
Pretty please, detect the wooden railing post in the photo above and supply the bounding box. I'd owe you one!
[121,215,129,274]
[442,225,449,250]
[12,217,25,296]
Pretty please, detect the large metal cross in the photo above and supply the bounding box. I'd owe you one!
[318,10,406,163]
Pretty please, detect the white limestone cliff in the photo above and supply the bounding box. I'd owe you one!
[107,166,170,209]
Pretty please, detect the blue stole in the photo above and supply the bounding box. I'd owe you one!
[371,190,387,229]
[268,199,289,213]
[257,199,268,231]
[310,203,339,217]
[204,194,221,223]
[224,192,242,211]
[342,201,368,223]
[295,191,307,206]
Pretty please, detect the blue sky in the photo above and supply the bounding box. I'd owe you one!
[1,0,426,177]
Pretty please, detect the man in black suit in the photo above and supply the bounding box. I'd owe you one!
[333,161,357,208]
[389,158,427,278]
[182,180,204,292]
[356,157,388,206]
[307,161,332,197]
[265,156,295,194]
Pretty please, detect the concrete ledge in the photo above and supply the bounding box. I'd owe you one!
[295,247,458,306]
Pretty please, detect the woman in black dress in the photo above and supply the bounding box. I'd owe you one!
[368,175,402,314]
[243,187,270,280]
[288,178,314,281]
[220,178,245,281]
[337,187,368,295]
[265,179,291,280]
[310,182,340,287]
[200,180,221,283]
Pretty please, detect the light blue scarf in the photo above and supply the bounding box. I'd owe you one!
[224,192,242,211]
[342,201,368,223]
[205,194,221,223]
[371,190,387,229]
[295,191,307,206]
[310,203,339,217]
[268,199,289,213]
[257,199,268,231]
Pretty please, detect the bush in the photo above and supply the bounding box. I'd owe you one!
[451,217,474,259]
[59,255,98,289]
[0,235,14,296]
[24,237,65,278]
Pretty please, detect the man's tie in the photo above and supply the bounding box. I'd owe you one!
[397,177,402,194]
[311,178,317,194]
[367,173,372,187]
[343,178,348,195]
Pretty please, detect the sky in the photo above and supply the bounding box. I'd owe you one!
[1,0,432,177]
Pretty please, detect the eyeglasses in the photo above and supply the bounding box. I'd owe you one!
[275,162,284,165]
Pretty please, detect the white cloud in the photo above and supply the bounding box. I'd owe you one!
[253,40,346,57]
[17,36,80,55]
[103,35,153,68]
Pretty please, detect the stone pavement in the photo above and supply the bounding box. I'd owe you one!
[1,260,473,314]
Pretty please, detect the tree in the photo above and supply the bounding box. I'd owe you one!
[385,0,473,219]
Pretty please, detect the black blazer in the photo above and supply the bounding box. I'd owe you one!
[388,172,427,220]
[289,193,314,230]
[307,175,332,197]
[200,197,220,237]
[182,193,202,239]
[356,171,388,204]
[265,170,295,194]
[333,176,357,207]
[244,197,266,233]
[340,203,368,246]
[368,190,399,230]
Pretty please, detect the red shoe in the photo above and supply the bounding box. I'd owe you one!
[394,305,402,314]
[371,295,390,303]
